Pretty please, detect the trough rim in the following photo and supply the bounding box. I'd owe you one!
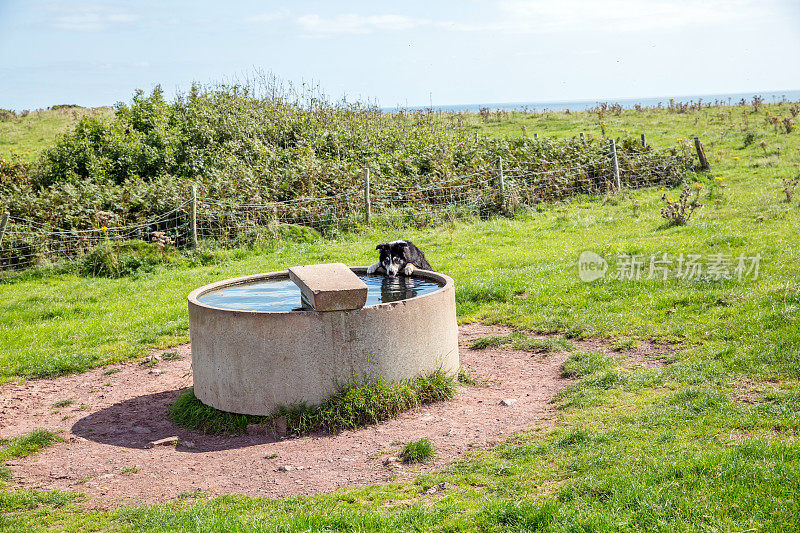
[187,266,454,315]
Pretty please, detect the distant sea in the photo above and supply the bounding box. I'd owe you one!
[383,90,800,113]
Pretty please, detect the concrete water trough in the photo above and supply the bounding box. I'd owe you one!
[188,263,459,416]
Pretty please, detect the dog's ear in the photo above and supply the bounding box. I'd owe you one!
[375,243,386,251]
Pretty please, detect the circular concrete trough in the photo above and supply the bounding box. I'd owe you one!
[188,267,459,416]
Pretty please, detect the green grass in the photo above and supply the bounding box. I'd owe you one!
[168,389,264,435]
[270,371,455,436]
[170,371,456,436]
[0,107,112,162]
[1,101,800,530]
[399,439,436,464]
[470,332,574,353]
[457,366,485,386]
[560,351,616,378]
[0,430,64,480]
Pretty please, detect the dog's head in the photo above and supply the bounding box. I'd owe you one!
[376,241,410,278]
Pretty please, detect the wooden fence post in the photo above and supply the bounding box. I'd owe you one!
[0,212,8,248]
[363,167,371,225]
[189,185,198,248]
[641,133,646,147]
[497,157,506,211]
[694,136,711,170]
[609,139,621,191]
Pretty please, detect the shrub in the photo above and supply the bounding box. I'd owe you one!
[0,79,689,236]
[79,240,169,278]
[782,175,799,203]
[661,186,703,226]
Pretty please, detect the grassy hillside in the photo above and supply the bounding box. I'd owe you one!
[1,100,799,531]
[0,106,112,163]
[0,86,685,234]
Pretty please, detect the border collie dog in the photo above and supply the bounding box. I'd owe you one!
[366,240,432,278]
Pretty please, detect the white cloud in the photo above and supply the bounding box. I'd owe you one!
[46,2,140,32]
[244,9,290,24]
[296,14,431,36]
[491,0,764,33]
[294,1,765,39]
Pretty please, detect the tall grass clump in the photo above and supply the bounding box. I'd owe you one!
[169,389,265,435]
[399,438,436,464]
[169,370,456,436]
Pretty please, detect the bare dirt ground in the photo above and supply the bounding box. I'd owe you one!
[0,325,670,508]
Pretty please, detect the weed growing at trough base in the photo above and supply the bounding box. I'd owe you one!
[169,371,456,436]
[168,389,264,435]
[274,371,456,436]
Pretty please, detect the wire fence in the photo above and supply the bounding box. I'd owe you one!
[0,144,688,272]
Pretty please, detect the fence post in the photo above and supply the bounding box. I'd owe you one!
[0,212,8,248]
[189,185,198,248]
[641,133,646,147]
[497,157,506,211]
[694,136,711,170]
[363,167,371,225]
[609,139,621,191]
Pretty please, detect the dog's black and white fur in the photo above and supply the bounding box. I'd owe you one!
[366,240,432,278]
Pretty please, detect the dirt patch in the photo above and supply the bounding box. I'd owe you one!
[0,325,669,508]
[729,378,781,405]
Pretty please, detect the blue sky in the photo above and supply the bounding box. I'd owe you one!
[1,0,799,110]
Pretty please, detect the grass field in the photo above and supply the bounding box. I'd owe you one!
[0,106,112,163]
[1,101,799,531]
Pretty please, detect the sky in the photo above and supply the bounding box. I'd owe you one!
[1,0,799,110]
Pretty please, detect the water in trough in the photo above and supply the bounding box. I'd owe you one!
[198,273,443,312]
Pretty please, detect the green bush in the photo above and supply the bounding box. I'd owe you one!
[0,80,689,234]
[79,240,170,278]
